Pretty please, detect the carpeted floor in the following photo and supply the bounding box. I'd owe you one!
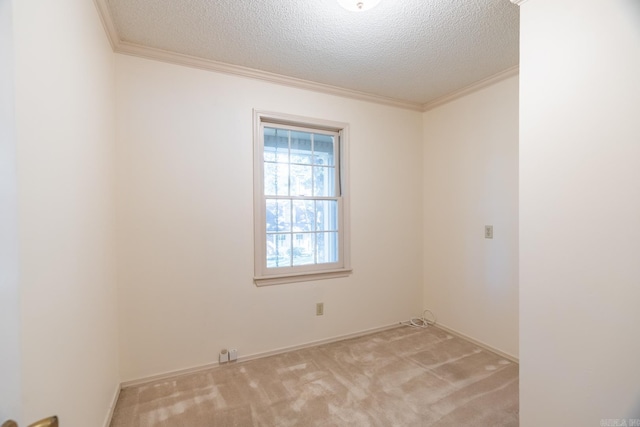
[110,326,518,426]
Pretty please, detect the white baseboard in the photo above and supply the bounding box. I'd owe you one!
[433,322,519,363]
[121,361,220,389]
[120,323,402,389]
[118,321,517,392]
[103,384,120,427]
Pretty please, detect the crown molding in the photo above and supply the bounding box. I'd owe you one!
[115,41,424,111]
[93,0,120,50]
[421,65,519,111]
[510,0,528,5]
[92,0,517,113]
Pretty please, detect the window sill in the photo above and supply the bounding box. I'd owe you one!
[254,268,353,287]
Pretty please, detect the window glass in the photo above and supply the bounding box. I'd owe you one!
[254,112,351,285]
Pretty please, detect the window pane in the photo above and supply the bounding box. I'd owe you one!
[264,127,289,163]
[264,162,276,195]
[290,131,313,164]
[264,150,276,162]
[266,199,291,232]
[316,232,338,264]
[274,163,290,196]
[314,134,335,167]
[291,164,313,196]
[313,166,335,197]
[292,233,314,266]
[267,233,291,268]
[264,162,290,196]
[265,198,277,232]
[316,200,338,231]
[292,200,314,232]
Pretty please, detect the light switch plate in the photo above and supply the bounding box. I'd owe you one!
[485,225,493,239]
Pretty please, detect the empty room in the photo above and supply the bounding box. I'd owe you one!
[1,0,639,426]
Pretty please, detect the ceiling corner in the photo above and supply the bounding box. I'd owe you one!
[93,0,120,50]
[421,65,520,112]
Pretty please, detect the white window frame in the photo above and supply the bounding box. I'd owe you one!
[253,110,352,286]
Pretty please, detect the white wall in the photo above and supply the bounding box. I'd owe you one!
[13,0,120,425]
[114,54,424,381]
[520,0,640,424]
[422,76,519,358]
[0,0,22,423]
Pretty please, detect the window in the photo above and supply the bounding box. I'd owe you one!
[253,110,351,286]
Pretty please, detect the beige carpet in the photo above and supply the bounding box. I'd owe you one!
[110,326,518,426]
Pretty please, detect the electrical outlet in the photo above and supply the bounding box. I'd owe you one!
[316,302,324,316]
[485,225,493,239]
[229,349,238,362]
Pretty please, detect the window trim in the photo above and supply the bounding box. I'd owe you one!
[253,110,352,286]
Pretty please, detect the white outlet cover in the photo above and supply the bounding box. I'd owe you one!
[485,225,493,239]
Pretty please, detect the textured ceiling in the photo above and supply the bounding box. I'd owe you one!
[104,0,519,107]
